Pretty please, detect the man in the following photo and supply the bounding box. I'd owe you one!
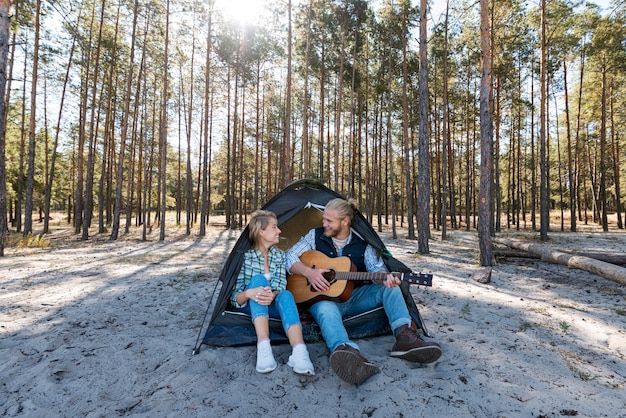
[286,198,441,384]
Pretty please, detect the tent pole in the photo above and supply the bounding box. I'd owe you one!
[191,279,221,355]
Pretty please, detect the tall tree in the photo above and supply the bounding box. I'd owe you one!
[609,83,622,229]
[0,0,12,256]
[417,0,430,253]
[182,10,197,236]
[44,7,81,234]
[539,0,550,240]
[441,0,450,239]
[283,0,293,188]
[200,1,215,238]
[111,0,139,240]
[23,0,42,236]
[334,0,348,192]
[81,0,107,240]
[159,0,171,241]
[301,0,313,178]
[400,0,415,239]
[588,14,626,231]
[478,0,493,266]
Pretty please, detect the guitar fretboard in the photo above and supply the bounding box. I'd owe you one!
[330,271,397,281]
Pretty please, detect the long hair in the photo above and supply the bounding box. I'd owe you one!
[248,210,277,247]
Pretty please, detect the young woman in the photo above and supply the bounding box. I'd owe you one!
[231,210,315,375]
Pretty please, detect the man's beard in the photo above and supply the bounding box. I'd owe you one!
[323,225,340,238]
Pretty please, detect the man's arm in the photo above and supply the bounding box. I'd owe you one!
[285,229,316,272]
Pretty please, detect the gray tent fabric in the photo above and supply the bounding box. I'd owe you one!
[199,179,430,348]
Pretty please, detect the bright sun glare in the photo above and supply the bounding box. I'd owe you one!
[215,0,267,25]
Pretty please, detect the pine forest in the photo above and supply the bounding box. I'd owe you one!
[0,0,625,257]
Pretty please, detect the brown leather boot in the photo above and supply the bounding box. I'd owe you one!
[329,344,379,385]
[390,322,442,363]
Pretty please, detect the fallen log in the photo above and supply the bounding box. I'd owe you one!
[572,253,626,266]
[493,237,626,286]
[495,247,626,266]
[494,249,541,260]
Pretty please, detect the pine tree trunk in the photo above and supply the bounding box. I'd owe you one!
[111,0,139,240]
[563,60,576,232]
[82,0,108,241]
[478,0,493,267]
[44,11,78,234]
[24,0,42,236]
[417,0,430,254]
[283,0,293,188]
[539,0,549,241]
[401,1,414,240]
[600,68,608,231]
[0,0,12,256]
[441,1,450,239]
[199,4,214,237]
[610,83,622,229]
[159,0,170,241]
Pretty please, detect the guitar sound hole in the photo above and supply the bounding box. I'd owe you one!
[324,269,337,284]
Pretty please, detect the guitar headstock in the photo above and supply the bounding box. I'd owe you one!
[401,272,433,286]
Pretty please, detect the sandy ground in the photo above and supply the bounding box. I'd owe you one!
[1,223,625,417]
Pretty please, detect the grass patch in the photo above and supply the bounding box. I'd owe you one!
[190,272,214,282]
[598,286,622,296]
[17,233,51,248]
[460,302,471,319]
[519,321,534,332]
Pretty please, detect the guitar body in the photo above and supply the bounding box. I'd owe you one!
[287,251,356,306]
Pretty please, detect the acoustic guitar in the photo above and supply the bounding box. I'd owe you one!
[286,250,433,307]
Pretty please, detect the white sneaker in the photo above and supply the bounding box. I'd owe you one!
[256,340,277,373]
[287,344,315,376]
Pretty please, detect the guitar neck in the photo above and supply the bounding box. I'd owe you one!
[326,270,432,286]
[332,271,400,281]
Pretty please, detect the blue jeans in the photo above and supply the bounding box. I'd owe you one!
[308,284,411,352]
[238,274,302,335]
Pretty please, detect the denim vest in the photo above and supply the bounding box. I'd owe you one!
[314,227,367,272]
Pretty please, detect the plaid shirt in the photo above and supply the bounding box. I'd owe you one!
[230,246,287,308]
[285,229,387,274]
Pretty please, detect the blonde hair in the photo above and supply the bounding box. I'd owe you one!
[248,210,277,247]
[325,198,357,223]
